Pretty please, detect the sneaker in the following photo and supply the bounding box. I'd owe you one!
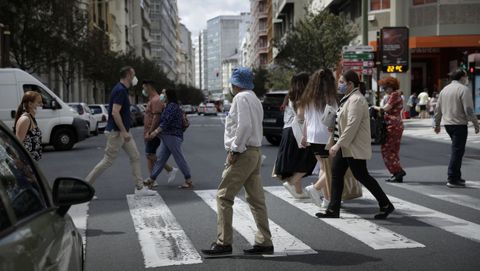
[321,198,330,208]
[446,180,466,188]
[305,184,323,207]
[135,186,157,197]
[167,167,179,184]
[143,177,154,187]
[282,182,308,199]
[150,180,159,188]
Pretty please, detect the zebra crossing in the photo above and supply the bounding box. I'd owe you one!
[69,181,480,268]
[402,119,480,144]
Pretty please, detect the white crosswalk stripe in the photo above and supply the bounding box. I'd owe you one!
[68,184,480,268]
[402,119,480,144]
[126,194,203,268]
[195,189,317,257]
[264,186,425,250]
[361,189,480,243]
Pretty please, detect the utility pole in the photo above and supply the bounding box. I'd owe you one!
[361,0,373,98]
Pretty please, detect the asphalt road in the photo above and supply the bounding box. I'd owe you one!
[39,114,480,271]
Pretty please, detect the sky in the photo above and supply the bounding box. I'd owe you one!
[177,0,250,37]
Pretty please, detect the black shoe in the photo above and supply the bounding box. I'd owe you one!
[459,179,466,185]
[374,204,395,219]
[243,245,274,255]
[315,209,340,218]
[386,175,403,183]
[446,180,466,188]
[201,242,232,255]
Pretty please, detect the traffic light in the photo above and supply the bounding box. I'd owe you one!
[468,62,476,76]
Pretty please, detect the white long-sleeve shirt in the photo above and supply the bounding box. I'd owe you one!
[224,90,264,153]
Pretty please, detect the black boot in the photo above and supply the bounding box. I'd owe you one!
[315,209,340,218]
[386,170,406,183]
[374,204,395,219]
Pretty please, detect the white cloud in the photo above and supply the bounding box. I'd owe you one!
[177,0,250,36]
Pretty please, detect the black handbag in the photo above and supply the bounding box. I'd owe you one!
[370,108,387,145]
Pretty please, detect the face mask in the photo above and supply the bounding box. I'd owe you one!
[159,94,166,102]
[142,89,148,97]
[338,83,348,94]
[132,76,138,87]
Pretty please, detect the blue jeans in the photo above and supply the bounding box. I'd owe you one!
[150,134,191,181]
[445,125,468,181]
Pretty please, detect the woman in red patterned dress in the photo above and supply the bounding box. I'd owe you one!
[373,77,406,183]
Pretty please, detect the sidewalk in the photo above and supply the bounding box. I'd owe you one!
[402,118,480,149]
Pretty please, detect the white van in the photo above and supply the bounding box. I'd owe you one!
[0,68,89,150]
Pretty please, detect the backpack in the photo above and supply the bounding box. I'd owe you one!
[182,112,189,132]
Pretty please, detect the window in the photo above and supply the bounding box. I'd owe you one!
[370,0,390,11]
[23,84,56,109]
[0,128,47,223]
[412,0,437,5]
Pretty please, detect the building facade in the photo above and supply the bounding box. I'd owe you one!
[177,23,194,86]
[206,16,244,93]
[150,0,179,80]
[249,0,271,68]
[326,0,480,99]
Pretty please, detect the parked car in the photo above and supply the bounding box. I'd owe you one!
[130,104,144,127]
[88,104,108,133]
[0,120,94,271]
[262,90,288,146]
[68,103,99,136]
[0,68,88,151]
[181,104,195,114]
[198,102,217,116]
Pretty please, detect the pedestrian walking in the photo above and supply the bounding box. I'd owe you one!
[316,70,395,219]
[14,91,43,161]
[372,76,406,183]
[85,66,156,197]
[434,69,480,188]
[297,69,338,207]
[407,92,418,118]
[202,67,273,256]
[142,81,178,187]
[417,89,430,119]
[274,72,317,198]
[144,88,193,189]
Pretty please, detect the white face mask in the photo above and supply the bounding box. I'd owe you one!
[132,76,138,87]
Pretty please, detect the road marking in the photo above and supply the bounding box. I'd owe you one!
[126,194,202,268]
[195,189,317,256]
[264,186,424,250]
[465,181,480,189]
[361,189,480,243]
[388,182,480,211]
[69,202,90,253]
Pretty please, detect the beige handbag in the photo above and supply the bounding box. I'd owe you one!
[320,157,362,201]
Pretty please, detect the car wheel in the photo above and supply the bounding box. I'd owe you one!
[53,128,75,151]
[92,123,99,136]
[265,135,281,146]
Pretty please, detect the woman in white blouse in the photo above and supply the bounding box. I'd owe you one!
[297,69,338,207]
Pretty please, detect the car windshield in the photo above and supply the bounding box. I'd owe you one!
[89,106,102,114]
[69,104,83,114]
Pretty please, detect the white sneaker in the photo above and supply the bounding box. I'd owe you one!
[135,186,157,197]
[321,198,330,208]
[305,185,323,207]
[283,182,308,199]
[167,167,179,184]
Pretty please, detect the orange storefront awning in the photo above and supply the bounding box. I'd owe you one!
[368,35,480,49]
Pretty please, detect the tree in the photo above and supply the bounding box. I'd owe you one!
[0,0,57,73]
[275,9,357,73]
[266,66,294,90]
[252,68,269,98]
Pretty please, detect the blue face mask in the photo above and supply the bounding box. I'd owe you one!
[142,89,148,97]
[160,94,166,102]
[338,83,348,94]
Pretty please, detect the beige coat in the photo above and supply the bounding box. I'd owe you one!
[328,89,372,160]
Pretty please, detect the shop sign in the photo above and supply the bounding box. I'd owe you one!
[381,27,409,73]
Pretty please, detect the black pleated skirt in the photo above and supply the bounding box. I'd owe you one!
[274,127,317,179]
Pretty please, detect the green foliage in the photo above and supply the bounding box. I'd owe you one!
[266,66,294,90]
[276,9,357,73]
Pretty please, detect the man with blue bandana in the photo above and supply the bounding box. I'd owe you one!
[202,67,274,256]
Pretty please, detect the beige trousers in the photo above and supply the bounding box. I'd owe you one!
[86,131,143,188]
[216,147,272,246]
